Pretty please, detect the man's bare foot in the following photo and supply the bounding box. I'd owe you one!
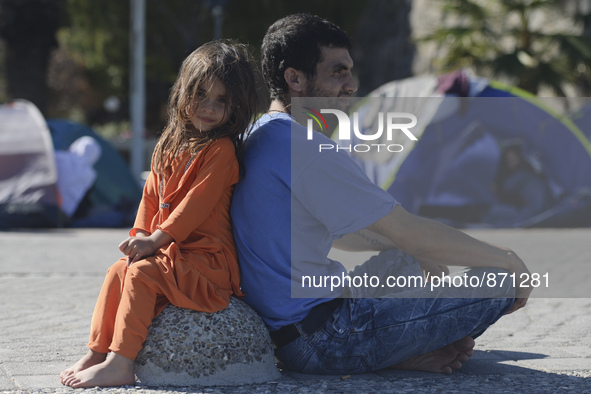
[60,349,107,384]
[62,352,135,388]
[390,336,475,374]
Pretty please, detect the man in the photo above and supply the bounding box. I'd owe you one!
[231,13,532,374]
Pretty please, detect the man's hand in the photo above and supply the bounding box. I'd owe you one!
[503,251,533,314]
[368,205,533,314]
[419,261,449,280]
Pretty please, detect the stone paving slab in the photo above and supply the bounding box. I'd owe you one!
[0,228,590,393]
[0,367,15,391]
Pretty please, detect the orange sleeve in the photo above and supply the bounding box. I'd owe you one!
[130,167,159,236]
[159,139,238,243]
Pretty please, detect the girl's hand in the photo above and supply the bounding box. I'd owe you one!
[119,236,158,267]
[118,229,174,267]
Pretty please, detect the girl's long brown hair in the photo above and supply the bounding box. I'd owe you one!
[153,40,259,174]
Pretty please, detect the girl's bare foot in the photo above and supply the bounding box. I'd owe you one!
[62,352,135,388]
[391,336,475,374]
[60,349,107,384]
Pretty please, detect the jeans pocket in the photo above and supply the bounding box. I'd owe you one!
[329,299,354,335]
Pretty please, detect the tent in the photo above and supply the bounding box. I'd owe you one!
[48,120,143,227]
[340,72,591,228]
[569,101,591,139]
[0,100,142,228]
[0,100,61,228]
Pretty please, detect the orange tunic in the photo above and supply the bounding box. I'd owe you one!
[133,136,244,310]
[87,137,244,360]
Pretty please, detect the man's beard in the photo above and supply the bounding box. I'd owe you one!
[304,85,352,113]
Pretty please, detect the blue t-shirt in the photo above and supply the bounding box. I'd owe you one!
[231,113,397,330]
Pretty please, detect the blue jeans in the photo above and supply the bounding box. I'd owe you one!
[276,250,515,374]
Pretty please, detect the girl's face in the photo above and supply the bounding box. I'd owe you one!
[189,77,230,133]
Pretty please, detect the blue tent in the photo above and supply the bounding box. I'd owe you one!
[48,120,142,227]
[343,72,591,228]
[570,101,591,139]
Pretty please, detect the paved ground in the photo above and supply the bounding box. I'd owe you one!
[0,228,590,393]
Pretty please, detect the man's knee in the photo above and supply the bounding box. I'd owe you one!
[483,267,515,298]
[470,267,514,293]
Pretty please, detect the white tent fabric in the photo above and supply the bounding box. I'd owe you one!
[0,100,58,213]
[54,136,102,217]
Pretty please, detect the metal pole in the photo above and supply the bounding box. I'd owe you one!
[130,0,146,186]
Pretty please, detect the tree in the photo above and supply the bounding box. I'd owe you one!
[574,0,591,93]
[0,0,64,115]
[1,0,408,131]
[422,0,591,96]
[57,0,372,133]
[57,0,232,133]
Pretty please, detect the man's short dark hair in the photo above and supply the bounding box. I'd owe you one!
[261,13,351,105]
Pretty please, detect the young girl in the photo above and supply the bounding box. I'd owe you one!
[61,40,259,388]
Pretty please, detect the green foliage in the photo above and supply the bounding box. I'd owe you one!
[93,120,131,140]
[224,0,367,58]
[1,0,368,133]
[61,1,128,70]
[422,0,591,95]
[55,0,130,127]
[52,0,368,135]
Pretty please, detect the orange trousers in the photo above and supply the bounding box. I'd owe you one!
[86,258,169,360]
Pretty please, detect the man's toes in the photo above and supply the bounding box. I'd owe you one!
[449,359,463,370]
[441,365,453,374]
[456,336,475,349]
[457,352,470,363]
[465,337,475,348]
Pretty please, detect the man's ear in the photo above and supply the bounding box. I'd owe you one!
[284,67,306,94]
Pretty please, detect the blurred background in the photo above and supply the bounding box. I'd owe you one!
[2,0,591,229]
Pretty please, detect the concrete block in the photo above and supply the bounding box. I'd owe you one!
[135,297,280,386]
